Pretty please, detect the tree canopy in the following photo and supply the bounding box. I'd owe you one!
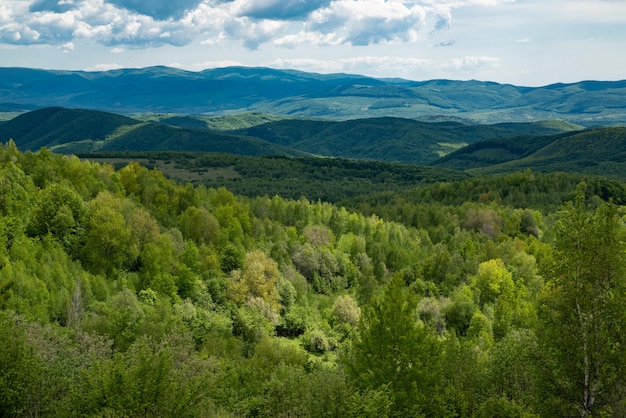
[1,141,626,416]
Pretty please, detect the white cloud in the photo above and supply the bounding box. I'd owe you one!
[223,16,289,49]
[270,56,432,78]
[183,2,230,29]
[444,55,500,72]
[306,0,427,46]
[0,5,14,23]
[87,62,125,71]
[58,41,74,52]
[273,31,341,48]
[0,0,194,47]
[0,0,518,50]
[3,0,623,87]
[171,59,244,71]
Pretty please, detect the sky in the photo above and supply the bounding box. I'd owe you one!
[1,0,625,86]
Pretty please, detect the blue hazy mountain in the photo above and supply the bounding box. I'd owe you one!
[1,66,625,124]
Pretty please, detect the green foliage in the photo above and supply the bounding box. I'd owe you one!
[84,151,468,203]
[346,171,626,224]
[0,107,141,152]
[27,183,87,257]
[347,274,442,416]
[2,104,583,164]
[0,313,113,417]
[536,196,626,416]
[227,250,281,314]
[487,329,540,410]
[438,333,488,416]
[444,285,477,336]
[3,144,626,417]
[233,116,574,165]
[179,206,221,245]
[82,191,138,276]
[89,332,217,417]
[476,396,539,418]
[472,259,513,306]
[438,126,626,180]
[332,294,361,328]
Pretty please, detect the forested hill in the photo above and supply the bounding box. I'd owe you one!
[229,118,580,164]
[433,126,626,178]
[2,142,626,416]
[0,107,581,165]
[0,107,303,156]
[2,66,626,123]
[5,107,626,178]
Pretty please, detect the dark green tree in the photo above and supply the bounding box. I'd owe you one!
[346,273,442,416]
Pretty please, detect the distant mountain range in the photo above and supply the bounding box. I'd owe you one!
[2,66,626,124]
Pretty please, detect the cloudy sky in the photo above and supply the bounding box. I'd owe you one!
[1,0,625,86]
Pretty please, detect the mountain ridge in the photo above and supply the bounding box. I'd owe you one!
[2,66,626,124]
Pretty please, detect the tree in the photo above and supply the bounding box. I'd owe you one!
[82,192,137,276]
[472,258,513,306]
[178,206,221,245]
[472,258,522,339]
[332,294,361,328]
[537,193,626,416]
[27,184,87,258]
[227,250,281,313]
[85,332,217,417]
[346,274,442,416]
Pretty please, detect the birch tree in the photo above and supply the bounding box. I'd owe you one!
[537,191,626,416]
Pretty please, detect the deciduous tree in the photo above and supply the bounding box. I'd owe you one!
[537,193,626,416]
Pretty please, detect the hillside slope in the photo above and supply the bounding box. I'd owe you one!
[434,127,626,178]
[0,107,301,156]
[233,118,582,164]
[0,107,141,151]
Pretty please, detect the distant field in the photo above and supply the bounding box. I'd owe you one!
[0,112,22,122]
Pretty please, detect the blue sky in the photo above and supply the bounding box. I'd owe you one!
[1,0,625,86]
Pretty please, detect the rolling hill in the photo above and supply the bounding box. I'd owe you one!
[232,118,581,164]
[0,106,141,151]
[0,107,581,165]
[433,127,626,178]
[0,107,301,156]
[1,66,626,124]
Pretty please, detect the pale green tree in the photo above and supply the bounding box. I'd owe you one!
[537,194,626,416]
[228,250,281,312]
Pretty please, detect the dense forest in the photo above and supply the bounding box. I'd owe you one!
[1,140,626,417]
